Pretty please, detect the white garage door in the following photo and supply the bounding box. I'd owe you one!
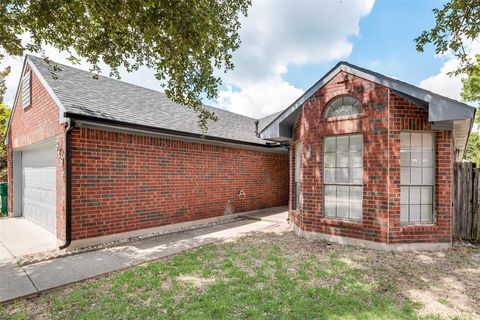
[22,141,57,234]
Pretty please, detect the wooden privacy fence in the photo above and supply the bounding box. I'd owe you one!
[453,162,480,241]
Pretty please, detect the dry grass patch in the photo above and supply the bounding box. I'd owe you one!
[1,230,479,320]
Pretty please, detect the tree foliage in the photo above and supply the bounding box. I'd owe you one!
[0,66,9,181]
[417,0,480,163]
[461,53,480,123]
[461,55,480,111]
[0,102,11,181]
[0,65,10,103]
[0,0,251,132]
[415,0,480,76]
[464,131,480,166]
[461,54,480,165]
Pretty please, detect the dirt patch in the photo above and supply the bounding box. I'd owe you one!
[177,275,216,288]
[238,231,480,319]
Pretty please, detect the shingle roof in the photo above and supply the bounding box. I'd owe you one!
[258,111,282,132]
[27,55,273,145]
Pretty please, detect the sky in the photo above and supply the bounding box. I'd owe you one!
[1,0,479,119]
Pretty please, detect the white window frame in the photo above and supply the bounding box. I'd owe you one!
[400,131,435,224]
[323,134,363,221]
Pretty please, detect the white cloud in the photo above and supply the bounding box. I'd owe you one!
[1,37,159,107]
[420,40,480,102]
[1,54,24,106]
[215,0,375,118]
[419,57,466,101]
[1,0,375,118]
[217,77,304,118]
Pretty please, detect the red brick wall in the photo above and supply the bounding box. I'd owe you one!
[7,65,67,240]
[70,127,289,240]
[387,93,453,243]
[290,71,453,244]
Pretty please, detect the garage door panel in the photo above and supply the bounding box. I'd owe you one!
[24,167,56,191]
[22,142,57,235]
[23,199,55,231]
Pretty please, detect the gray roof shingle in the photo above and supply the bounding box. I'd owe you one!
[28,55,274,145]
[258,111,282,132]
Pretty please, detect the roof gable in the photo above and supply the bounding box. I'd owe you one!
[5,57,68,144]
[259,61,476,158]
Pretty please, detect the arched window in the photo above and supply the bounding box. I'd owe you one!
[324,96,362,118]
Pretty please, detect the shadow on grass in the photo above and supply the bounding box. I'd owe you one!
[1,231,479,319]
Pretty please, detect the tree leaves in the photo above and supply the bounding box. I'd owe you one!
[415,0,480,76]
[0,0,251,133]
[0,65,10,104]
[460,55,480,164]
[461,55,480,112]
[464,131,480,166]
[416,0,480,162]
[0,102,11,181]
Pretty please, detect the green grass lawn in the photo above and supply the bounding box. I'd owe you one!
[1,231,479,319]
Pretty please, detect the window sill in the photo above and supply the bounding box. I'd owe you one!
[320,217,363,227]
[400,222,437,229]
[325,114,365,122]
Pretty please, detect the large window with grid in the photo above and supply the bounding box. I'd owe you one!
[323,135,363,220]
[400,132,434,223]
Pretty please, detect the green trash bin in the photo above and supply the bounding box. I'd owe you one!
[0,182,7,215]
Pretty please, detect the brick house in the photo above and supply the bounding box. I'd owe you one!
[261,62,476,250]
[6,55,288,248]
[6,56,476,250]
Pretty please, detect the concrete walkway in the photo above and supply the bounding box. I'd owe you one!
[0,217,286,303]
[242,206,288,223]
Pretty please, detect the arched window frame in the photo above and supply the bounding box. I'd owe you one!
[324,96,363,119]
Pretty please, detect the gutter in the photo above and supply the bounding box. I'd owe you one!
[64,112,283,149]
[58,120,74,250]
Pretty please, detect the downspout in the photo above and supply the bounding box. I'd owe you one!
[286,144,291,223]
[386,88,391,244]
[58,119,74,250]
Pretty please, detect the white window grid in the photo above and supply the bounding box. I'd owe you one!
[323,134,363,221]
[400,132,435,224]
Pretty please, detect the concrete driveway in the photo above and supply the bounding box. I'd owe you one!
[0,217,58,260]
